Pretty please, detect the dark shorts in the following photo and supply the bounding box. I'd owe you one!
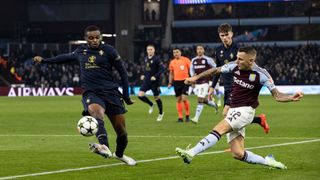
[173,80,189,97]
[81,90,126,116]
[224,89,232,106]
[140,80,161,96]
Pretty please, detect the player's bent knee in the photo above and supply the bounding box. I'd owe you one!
[231,151,244,160]
[138,91,145,97]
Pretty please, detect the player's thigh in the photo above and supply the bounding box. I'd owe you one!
[82,91,106,119]
[108,114,126,136]
[195,83,209,98]
[139,81,150,96]
[150,83,161,97]
[225,106,255,130]
[173,81,183,97]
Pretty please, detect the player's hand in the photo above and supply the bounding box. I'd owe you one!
[33,56,43,64]
[124,97,135,105]
[207,87,214,101]
[292,92,304,101]
[168,83,172,89]
[140,75,145,81]
[150,76,156,81]
[184,76,198,85]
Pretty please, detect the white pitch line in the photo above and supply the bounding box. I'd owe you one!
[0,139,319,180]
[0,134,317,140]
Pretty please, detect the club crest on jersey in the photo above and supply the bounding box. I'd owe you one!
[249,74,256,81]
[99,50,104,55]
[88,56,96,63]
[230,53,233,59]
[180,65,185,70]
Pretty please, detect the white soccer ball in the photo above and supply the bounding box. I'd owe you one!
[77,116,98,137]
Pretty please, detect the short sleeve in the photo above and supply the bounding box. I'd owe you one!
[221,61,237,73]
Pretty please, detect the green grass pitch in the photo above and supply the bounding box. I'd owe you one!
[0,95,319,179]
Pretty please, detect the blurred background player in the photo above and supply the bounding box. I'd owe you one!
[168,48,191,122]
[208,23,269,133]
[209,80,222,107]
[178,46,304,169]
[138,45,165,121]
[190,45,218,124]
[33,25,136,166]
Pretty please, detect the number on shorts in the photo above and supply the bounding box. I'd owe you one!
[227,110,241,122]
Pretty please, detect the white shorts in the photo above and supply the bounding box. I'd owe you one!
[225,106,255,143]
[194,83,209,98]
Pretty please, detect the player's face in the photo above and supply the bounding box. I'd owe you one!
[219,31,233,46]
[173,49,181,59]
[147,46,155,57]
[236,52,254,70]
[85,30,102,49]
[196,46,204,56]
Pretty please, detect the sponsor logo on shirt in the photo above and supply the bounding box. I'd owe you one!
[234,76,254,89]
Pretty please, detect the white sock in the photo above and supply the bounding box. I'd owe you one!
[242,151,266,165]
[194,104,204,119]
[189,131,221,156]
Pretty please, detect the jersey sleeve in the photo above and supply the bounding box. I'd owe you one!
[207,57,216,68]
[189,58,195,76]
[259,69,276,91]
[221,61,237,74]
[42,48,78,63]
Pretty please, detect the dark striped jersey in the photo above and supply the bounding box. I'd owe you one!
[212,42,239,90]
[42,44,129,99]
[221,62,275,108]
[190,55,216,84]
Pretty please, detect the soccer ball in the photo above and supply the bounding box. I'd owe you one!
[77,116,99,137]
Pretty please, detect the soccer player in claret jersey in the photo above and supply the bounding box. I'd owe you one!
[138,45,165,121]
[208,23,270,134]
[33,25,137,166]
[168,48,191,122]
[176,46,303,169]
[190,45,218,124]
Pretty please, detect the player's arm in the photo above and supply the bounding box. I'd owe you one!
[261,70,303,102]
[271,88,303,102]
[185,67,222,85]
[33,52,77,64]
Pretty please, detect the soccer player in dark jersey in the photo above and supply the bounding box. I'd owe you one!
[176,46,303,169]
[138,45,165,121]
[190,45,218,124]
[208,23,270,133]
[33,25,137,166]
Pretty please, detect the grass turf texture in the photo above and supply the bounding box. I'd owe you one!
[0,95,319,179]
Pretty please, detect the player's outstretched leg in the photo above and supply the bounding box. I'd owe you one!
[138,96,154,114]
[251,114,270,133]
[89,143,112,158]
[265,154,287,169]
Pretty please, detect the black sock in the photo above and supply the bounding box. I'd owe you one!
[95,119,109,147]
[251,117,261,124]
[115,133,128,158]
[156,99,163,114]
[138,96,153,107]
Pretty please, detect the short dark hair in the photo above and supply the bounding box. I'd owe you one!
[218,23,232,33]
[84,25,100,35]
[147,44,155,49]
[238,46,257,56]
